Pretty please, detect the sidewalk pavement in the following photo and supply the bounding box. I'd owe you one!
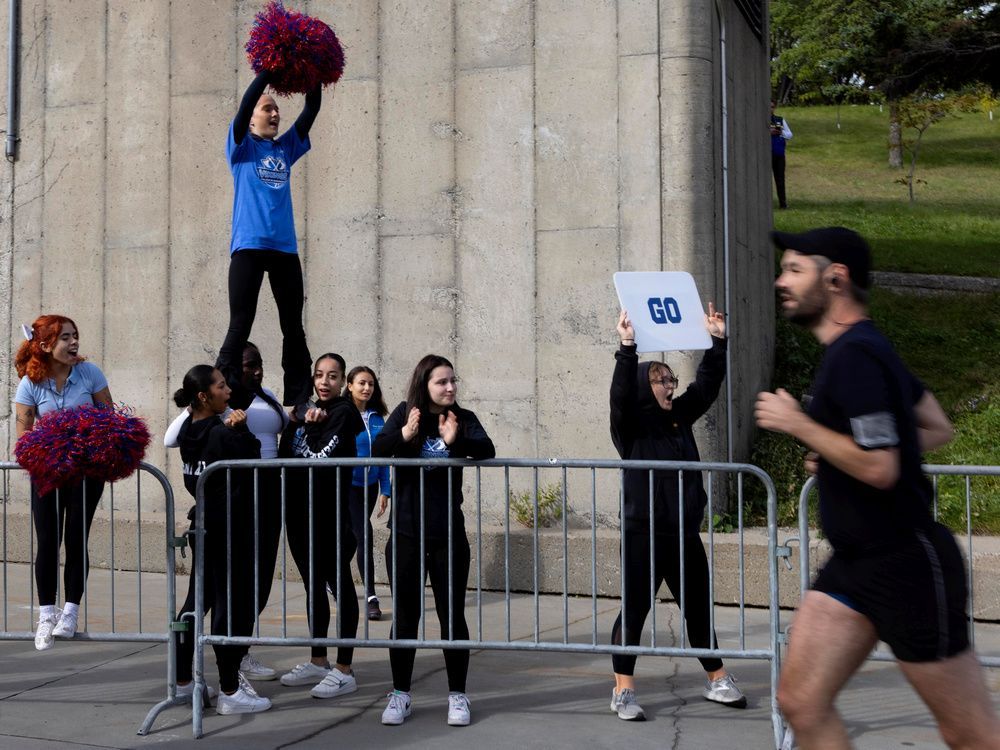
[1,564,998,750]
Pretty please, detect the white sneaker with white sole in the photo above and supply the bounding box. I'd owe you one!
[447,692,471,726]
[52,611,78,639]
[34,615,59,651]
[280,661,330,687]
[240,653,277,681]
[311,667,358,699]
[216,675,271,715]
[381,690,412,725]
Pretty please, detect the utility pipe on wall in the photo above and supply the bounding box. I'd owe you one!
[6,0,20,161]
[713,0,734,463]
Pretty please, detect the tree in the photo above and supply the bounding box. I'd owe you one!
[771,1,1000,167]
[894,91,981,202]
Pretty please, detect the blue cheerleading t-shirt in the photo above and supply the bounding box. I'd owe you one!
[226,122,310,255]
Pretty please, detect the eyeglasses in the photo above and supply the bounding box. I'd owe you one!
[651,376,679,389]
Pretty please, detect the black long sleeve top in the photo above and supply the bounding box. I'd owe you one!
[372,402,495,540]
[609,337,727,537]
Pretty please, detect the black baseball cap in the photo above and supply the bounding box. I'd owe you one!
[770,226,872,289]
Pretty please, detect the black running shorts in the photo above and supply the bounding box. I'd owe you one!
[812,523,970,663]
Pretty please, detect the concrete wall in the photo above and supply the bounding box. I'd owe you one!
[0,1,773,520]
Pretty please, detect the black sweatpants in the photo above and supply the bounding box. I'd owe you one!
[175,501,256,694]
[611,531,724,675]
[385,531,471,693]
[31,479,104,606]
[349,483,379,599]
[217,248,312,407]
[284,471,359,665]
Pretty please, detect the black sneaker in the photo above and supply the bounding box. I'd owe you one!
[367,597,382,621]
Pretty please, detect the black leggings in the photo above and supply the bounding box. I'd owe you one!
[349,483,379,598]
[243,467,283,612]
[217,248,312,407]
[31,479,104,606]
[284,474,359,665]
[175,502,256,694]
[386,531,470,693]
[611,532,724,675]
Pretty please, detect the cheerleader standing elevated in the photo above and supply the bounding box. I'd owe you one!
[217,70,322,412]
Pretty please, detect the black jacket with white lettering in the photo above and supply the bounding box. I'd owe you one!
[177,414,261,524]
[278,396,364,508]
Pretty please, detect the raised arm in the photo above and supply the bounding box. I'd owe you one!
[233,71,272,146]
[671,302,727,423]
[294,84,323,139]
[609,309,639,456]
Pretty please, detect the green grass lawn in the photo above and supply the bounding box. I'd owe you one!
[774,104,1000,277]
[748,104,1000,532]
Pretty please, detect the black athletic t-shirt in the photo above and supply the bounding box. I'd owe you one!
[806,320,933,556]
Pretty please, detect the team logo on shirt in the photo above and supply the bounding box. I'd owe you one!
[257,154,288,189]
[420,437,450,462]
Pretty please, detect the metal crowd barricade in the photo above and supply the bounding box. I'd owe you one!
[0,462,180,733]
[792,465,1000,668]
[172,457,785,747]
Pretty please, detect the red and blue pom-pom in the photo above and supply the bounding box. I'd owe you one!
[246,1,345,95]
[15,404,152,495]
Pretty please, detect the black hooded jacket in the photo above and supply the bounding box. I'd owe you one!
[177,414,261,523]
[372,401,495,540]
[610,337,727,537]
[278,396,365,506]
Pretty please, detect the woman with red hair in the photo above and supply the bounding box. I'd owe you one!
[13,315,113,650]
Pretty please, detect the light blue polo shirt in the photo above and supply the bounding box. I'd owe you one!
[14,361,108,417]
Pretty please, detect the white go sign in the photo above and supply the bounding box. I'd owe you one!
[613,271,713,352]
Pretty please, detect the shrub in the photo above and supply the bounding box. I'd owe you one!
[509,483,564,528]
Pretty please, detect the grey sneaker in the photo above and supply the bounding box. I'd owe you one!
[610,688,646,721]
[703,673,747,708]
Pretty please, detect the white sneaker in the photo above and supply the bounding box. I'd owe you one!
[240,653,277,681]
[52,610,78,639]
[216,684,271,715]
[176,681,218,706]
[280,661,330,686]
[447,692,471,726]
[34,615,59,651]
[381,690,412,725]
[311,667,358,699]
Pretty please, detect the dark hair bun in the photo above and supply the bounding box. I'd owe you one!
[173,388,189,408]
